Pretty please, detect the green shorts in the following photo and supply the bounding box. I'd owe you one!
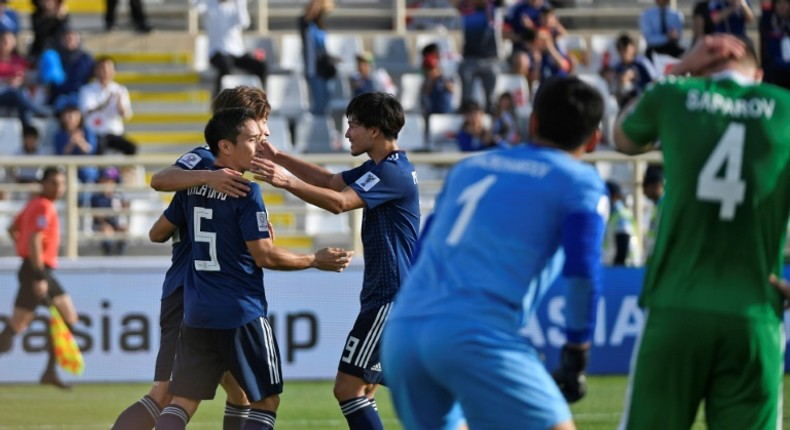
[620,308,784,430]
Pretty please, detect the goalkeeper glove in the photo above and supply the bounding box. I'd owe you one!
[552,344,589,403]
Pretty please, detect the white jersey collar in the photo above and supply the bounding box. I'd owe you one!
[710,70,756,86]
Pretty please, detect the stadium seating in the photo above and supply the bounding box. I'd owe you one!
[220,74,264,91]
[398,113,428,151]
[265,74,310,120]
[293,114,341,154]
[0,118,23,155]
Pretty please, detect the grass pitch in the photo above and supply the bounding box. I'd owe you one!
[1,376,789,429]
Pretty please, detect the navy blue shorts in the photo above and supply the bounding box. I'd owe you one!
[337,303,391,385]
[153,287,183,382]
[169,316,283,402]
[15,259,65,311]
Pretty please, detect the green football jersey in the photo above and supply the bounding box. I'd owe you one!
[622,72,790,323]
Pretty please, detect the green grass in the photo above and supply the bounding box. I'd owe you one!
[1,376,790,429]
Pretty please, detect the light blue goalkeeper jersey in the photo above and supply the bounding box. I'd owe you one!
[389,144,606,343]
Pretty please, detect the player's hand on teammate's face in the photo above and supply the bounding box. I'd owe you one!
[251,159,290,188]
[768,274,790,309]
[207,168,250,198]
[255,137,279,160]
[312,247,355,272]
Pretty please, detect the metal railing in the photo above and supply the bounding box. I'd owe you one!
[0,150,662,258]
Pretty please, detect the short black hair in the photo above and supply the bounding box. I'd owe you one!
[735,34,760,68]
[532,76,604,150]
[204,107,258,156]
[41,166,64,182]
[606,181,623,198]
[643,165,664,186]
[345,92,405,140]
[22,124,39,138]
[615,33,635,51]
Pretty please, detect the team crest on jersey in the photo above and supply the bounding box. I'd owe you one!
[257,211,269,232]
[177,153,202,169]
[355,172,380,191]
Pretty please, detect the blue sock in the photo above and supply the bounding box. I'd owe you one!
[155,405,189,430]
[224,401,250,430]
[243,409,276,430]
[340,397,384,430]
[111,395,161,430]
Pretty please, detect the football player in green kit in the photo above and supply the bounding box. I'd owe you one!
[614,33,790,430]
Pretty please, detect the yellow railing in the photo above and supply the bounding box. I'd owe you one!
[0,151,662,258]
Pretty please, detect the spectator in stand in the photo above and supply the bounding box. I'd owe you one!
[761,0,790,89]
[709,0,755,38]
[78,56,138,155]
[349,51,397,98]
[193,0,268,97]
[692,1,716,44]
[459,0,503,113]
[0,31,50,128]
[29,0,69,61]
[504,0,547,51]
[641,0,685,59]
[91,167,128,256]
[457,99,504,152]
[491,91,520,145]
[104,0,152,33]
[420,52,455,117]
[407,0,460,31]
[47,28,94,108]
[604,181,639,267]
[0,0,20,35]
[530,28,572,82]
[10,125,43,185]
[612,33,659,107]
[53,103,99,189]
[537,5,567,42]
[300,0,336,115]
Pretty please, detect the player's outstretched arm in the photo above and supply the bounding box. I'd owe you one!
[252,149,343,191]
[149,214,177,243]
[254,159,365,214]
[150,165,251,198]
[246,238,354,272]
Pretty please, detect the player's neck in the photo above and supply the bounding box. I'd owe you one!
[369,140,399,164]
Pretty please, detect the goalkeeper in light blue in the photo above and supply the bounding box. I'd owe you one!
[381,76,607,430]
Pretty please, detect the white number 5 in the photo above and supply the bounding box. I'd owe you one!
[194,207,220,271]
[696,123,746,221]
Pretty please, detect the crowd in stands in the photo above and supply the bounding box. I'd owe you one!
[0,1,144,254]
[1,0,787,256]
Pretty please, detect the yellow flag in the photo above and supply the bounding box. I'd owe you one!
[49,305,84,375]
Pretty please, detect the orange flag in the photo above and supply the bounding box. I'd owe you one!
[49,305,84,375]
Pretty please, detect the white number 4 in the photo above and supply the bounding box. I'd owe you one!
[696,123,746,221]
